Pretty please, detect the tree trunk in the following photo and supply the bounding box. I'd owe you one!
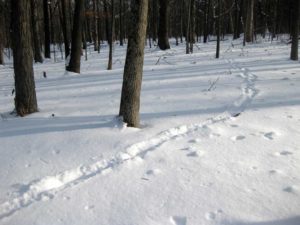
[43,0,51,58]
[107,0,115,70]
[290,0,300,60]
[11,0,38,116]
[93,0,99,51]
[119,0,149,128]
[216,0,221,58]
[119,0,124,46]
[30,0,43,63]
[67,0,85,73]
[245,0,254,42]
[0,1,4,65]
[60,0,70,59]
[157,0,170,50]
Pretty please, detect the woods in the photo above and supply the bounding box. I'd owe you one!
[0,0,299,126]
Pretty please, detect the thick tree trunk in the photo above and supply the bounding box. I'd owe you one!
[67,0,85,73]
[30,0,43,63]
[290,0,300,60]
[245,0,254,42]
[11,0,38,116]
[119,0,149,128]
[43,0,51,58]
[157,0,170,50]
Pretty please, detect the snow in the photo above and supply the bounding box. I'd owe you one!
[0,38,300,225]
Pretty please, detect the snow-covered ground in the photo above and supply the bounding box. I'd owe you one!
[0,38,299,225]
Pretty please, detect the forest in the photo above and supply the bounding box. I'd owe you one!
[0,0,300,225]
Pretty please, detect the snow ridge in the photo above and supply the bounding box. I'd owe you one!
[0,58,259,221]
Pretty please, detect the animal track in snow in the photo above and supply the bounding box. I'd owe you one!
[205,212,216,220]
[170,216,187,225]
[186,151,199,157]
[283,186,297,194]
[231,135,246,141]
[274,151,293,156]
[262,132,276,140]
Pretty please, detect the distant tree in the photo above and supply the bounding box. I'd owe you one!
[216,0,221,58]
[43,0,51,58]
[30,0,43,63]
[11,0,38,116]
[290,0,299,60]
[93,0,99,51]
[0,0,4,65]
[67,0,85,73]
[119,0,149,127]
[245,0,254,42]
[158,0,170,50]
[107,0,115,70]
[60,0,71,59]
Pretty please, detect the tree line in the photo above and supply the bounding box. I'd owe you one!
[0,0,299,127]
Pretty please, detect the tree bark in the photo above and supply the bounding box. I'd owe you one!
[11,0,38,116]
[43,0,51,58]
[67,0,85,73]
[30,0,43,63]
[157,0,170,50]
[290,0,300,60]
[216,0,221,58]
[119,0,149,128]
[60,0,70,59]
[107,0,115,70]
[0,0,4,65]
[245,0,254,42]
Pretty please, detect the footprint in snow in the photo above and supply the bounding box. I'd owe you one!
[186,151,199,157]
[283,186,297,194]
[274,151,293,156]
[231,135,246,141]
[146,169,162,176]
[189,138,201,143]
[170,216,187,225]
[261,132,277,140]
[205,212,216,220]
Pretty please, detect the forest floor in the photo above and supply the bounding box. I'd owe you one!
[0,37,299,225]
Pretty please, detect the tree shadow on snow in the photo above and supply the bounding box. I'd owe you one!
[222,216,300,225]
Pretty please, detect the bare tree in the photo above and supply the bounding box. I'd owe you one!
[67,0,85,73]
[11,0,38,116]
[119,0,149,127]
[245,0,254,42]
[43,0,51,58]
[158,0,170,50]
[290,0,299,60]
[30,0,43,63]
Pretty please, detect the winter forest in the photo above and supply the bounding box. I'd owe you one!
[0,0,300,224]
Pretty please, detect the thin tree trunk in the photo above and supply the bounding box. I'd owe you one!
[216,0,221,58]
[290,0,300,60]
[43,0,51,58]
[0,0,4,65]
[119,0,149,127]
[30,0,43,63]
[107,0,115,70]
[67,0,85,73]
[60,0,70,58]
[119,0,124,46]
[11,0,38,116]
[92,0,99,51]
